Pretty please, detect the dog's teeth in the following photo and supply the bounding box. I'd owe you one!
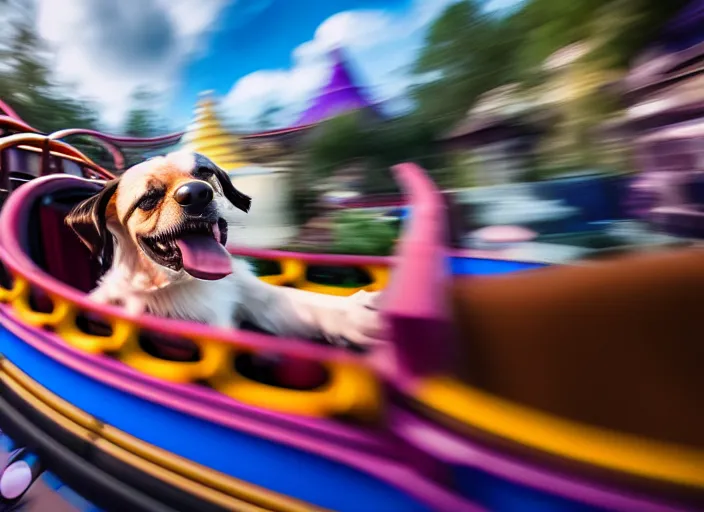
[212,222,221,242]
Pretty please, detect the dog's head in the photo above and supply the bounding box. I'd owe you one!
[65,151,251,282]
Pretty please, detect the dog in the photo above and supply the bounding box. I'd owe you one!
[64,150,383,348]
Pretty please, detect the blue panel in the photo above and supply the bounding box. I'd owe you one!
[57,485,96,512]
[450,257,547,276]
[454,467,604,512]
[536,175,630,226]
[0,432,14,452]
[0,327,430,512]
[41,471,65,491]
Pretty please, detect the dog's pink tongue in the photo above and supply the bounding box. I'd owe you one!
[176,235,232,280]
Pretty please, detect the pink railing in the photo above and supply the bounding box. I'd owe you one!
[0,99,184,173]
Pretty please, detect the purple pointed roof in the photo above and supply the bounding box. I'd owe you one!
[658,0,704,51]
[294,48,379,127]
[664,0,704,34]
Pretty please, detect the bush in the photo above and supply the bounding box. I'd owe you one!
[331,211,400,256]
[305,111,448,194]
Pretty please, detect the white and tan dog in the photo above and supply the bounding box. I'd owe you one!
[65,151,382,347]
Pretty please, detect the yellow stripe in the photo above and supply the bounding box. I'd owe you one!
[417,377,704,489]
[94,439,271,512]
[0,358,324,512]
[1,369,267,511]
[101,426,320,512]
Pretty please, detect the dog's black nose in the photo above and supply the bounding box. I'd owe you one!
[174,181,213,212]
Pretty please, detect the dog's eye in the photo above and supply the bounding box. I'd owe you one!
[194,166,214,179]
[137,193,161,211]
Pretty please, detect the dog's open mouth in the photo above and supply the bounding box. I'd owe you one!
[140,218,231,280]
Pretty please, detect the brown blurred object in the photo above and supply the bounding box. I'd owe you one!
[450,247,704,448]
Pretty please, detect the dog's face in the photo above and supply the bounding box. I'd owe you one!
[66,151,251,282]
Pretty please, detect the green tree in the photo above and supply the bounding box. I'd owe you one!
[0,6,109,165]
[407,0,691,175]
[0,2,99,132]
[123,89,162,138]
[511,0,690,74]
[307,111,375,177]
[410,0,523,132]
[369,116,446,182]
[121,89,170,167]
[305,110,448,194]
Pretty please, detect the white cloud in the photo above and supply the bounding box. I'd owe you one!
[223,0,462,130]
[34,0,231,129]
[223,9,396,128]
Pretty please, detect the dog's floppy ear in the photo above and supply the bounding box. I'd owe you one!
[194,153,251,213]
[214,167,252,213]
[65,179,119,270]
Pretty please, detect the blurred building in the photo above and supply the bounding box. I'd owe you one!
[609,0,704,237]
[441,84,548,186]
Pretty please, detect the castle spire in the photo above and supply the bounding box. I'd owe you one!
[184,92,245,170]
[294,46,378,127]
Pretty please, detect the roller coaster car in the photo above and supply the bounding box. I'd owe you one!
[0,132,703,511]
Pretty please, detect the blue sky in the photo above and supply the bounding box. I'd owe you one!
[178,0,410,100]
[177,0,427,129]
[29,0,520,131]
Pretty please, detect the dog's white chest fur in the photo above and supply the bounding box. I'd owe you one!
[94,255,250,329]
[93,251,382,345]
[145,269,243,328]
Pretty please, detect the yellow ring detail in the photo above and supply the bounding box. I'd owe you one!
[416,376,704,489]
[258,258,306,286]
[256,259,390,296]
[57,311,138,354]
[3,258,384,419]
[10,279,73,328]
[0,277,22,304]
[365,265,390,291]
[211,358,382,421]
[297,265,390,297]
[119,337,231,384]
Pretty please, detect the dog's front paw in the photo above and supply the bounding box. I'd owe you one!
[321,290,386,349]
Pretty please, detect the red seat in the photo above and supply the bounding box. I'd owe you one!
[38,196,99,293]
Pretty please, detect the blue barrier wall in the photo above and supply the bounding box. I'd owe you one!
[534,174,633,232]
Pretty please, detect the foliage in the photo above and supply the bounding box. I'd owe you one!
[0,10,115,166]
[331,211,399,256]
[0,10,176,171]
[122,89,170,167]
[303,0,694,186]
[448,151,483,188]
[410,1,524,132]
[0,6,100,133]
[306,111,374,177]
[511,0,691,72]
[408,0,691,175]
[0,0,694,185]
[124,111,157,139]
[305,110,448,193]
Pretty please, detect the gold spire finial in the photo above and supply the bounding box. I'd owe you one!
[185,93,245,170]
